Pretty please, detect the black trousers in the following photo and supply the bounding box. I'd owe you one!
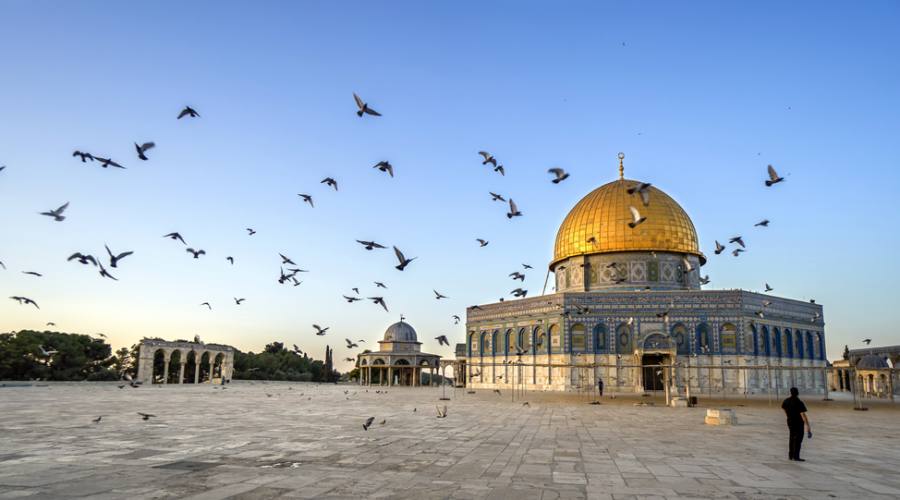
[788,423,804,459]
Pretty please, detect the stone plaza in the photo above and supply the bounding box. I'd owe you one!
[1,382,899,499]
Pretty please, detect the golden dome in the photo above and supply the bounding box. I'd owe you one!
[551,178,702,269]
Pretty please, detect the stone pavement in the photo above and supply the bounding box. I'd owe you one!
[0,382,898,499]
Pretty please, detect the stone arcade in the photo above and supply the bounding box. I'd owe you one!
[465,156,827,395]
[136,339,234,384]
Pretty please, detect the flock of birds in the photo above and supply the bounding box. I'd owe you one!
[3,92,813,367]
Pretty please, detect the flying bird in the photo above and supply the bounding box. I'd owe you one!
[98,264,118,281]
[363,416,375,430]
[489,192,506,202]
[627,182,652,206]
[134,142,155,161]
[357,240,386,250]
[279,253,296,265]
[105,245,133,268]
[72,150,94,162]
[94,156,125,169]
[627,206,646,228]
[374,282,387,289]
[298,194,314,207]
[22,271,43,277]
[226,256,234,265]
[451,315,460,324]
[729,236,745,248]
[345,338,358,348]
[493,164,505,176]
[313,324,329,336]
[234,297,246,305]
[344,357,355,363]
[548,168,569,184]
[433,290,448,300]
[732,248,744,257]
[0,261,4,269]
[40,202,69,221]
[177,106,200,119]
[200,302,211,310]
[509,272,525,281]
[755,219,770,227]
[522,264,533,269]
[681,256,694,273]
[163,232,186,244]
[765,164,784,186]
[368,296,389,312]
[373,161,394,177]
[353,93,381,117]
[506,199,522,218]
[246,228,256,236]
[714,241,725,255]
[764,283,774,292]
[186,248,206,259]
[46,322,56,326]
[476,239,489,247]
[66,252,97,266]
[862,338,872,345]
[343,295,361,303]
[10,296,39,309]
[393,246,416,271]
[699,275,710,285]
[435,335,449,346]
[511,288,528,298]
[38,345,58,356]
[137,412,155,421]
[477,151,497,167]
[320,177,338,191]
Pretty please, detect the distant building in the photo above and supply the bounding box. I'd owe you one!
[831,345,898,397]
[464,156,827,395]
[357,321,441,386]
[137,339,234,384]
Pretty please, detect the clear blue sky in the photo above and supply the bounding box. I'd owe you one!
[1,1,898,367]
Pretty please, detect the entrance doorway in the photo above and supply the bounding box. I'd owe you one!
[642,354,665,391]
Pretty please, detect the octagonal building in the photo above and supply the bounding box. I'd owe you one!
[464,156,827,395]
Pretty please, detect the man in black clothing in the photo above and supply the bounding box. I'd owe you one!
[597,377,604,397]
[781,387,811,461]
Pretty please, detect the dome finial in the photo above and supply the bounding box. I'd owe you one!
[617,152,625,180]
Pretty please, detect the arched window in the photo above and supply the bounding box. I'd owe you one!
[696,323,711,354]
[491,331,499,357]
[762,326,771,357]
[535,327,548,354]
[468,332,476,358]
[784,329,794,358]
[806,331,814,360]
[795,331,804,359]
[479,331,489,357]
[616,323,632,353]
[773,328,783,358]
[517,328,530,351]
[593,324,607,353]
[751,323,759,356]
[504,329,513,356]
[720,323,737,354]
[672,323,689,355]
[570,323,586,353]
[816,333,825,360]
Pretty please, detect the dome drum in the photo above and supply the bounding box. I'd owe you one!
[555,252,702,292]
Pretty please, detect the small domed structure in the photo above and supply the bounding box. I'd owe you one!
[384,321,418,343]
[356,320,443,388]
[856,354,889,370]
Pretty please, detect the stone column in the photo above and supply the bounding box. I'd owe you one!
[178,361,185,384]
[136,344,155,384]
[388,367,393,386]
[194,362,200,384]
[162,352,171,385]
[208,358,215,383]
